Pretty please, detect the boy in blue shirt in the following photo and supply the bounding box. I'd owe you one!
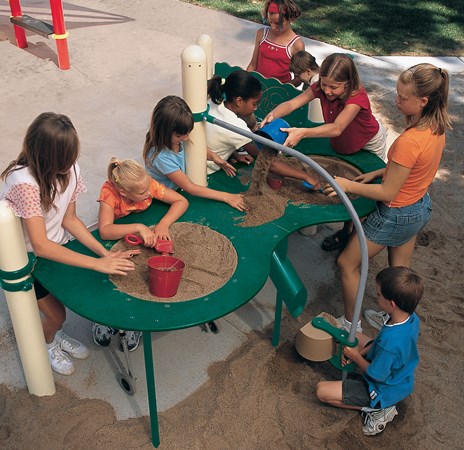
[316,266,424,435]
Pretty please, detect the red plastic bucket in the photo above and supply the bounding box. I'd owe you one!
[147,256,185,298]
[266,173,284,190]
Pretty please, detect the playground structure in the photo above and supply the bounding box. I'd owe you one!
[0,33,385,447]
[8,0,70,69]
[0,201,55,396]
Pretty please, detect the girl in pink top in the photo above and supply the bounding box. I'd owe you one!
[247,0,305,85]
[325,64,452,332]
[0,113,136,376]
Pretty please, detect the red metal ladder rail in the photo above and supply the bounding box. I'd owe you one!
[8,0,70,70]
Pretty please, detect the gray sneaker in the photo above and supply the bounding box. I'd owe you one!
[364,310,390,331]
[362,405,398,435]
[93,323,116,347]
[118,331,142,352]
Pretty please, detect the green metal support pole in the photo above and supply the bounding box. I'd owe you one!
[272,294,283,347]
[143,332,160,447]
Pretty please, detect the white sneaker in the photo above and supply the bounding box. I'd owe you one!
[336,315,363,333]
[57,331,89,359]
[48,342,75,375]
[364,310,390,331]
[362,405,398,435]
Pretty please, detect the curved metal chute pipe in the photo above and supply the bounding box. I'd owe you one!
[205,115,368,344]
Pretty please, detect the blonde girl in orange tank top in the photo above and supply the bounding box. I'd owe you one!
[323,64,452,332]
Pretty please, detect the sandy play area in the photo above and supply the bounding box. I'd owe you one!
[0,0,463,449]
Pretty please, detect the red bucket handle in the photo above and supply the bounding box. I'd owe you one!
[124,234,144,246]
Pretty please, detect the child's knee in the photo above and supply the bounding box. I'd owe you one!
[315,381,328,403]
[337,250,357,274]
[336,250,348,271]
[41,296,66,326]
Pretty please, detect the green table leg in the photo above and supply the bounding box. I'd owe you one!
[143,332,160,448]
[269,240,307,347]
[272,295,283,346]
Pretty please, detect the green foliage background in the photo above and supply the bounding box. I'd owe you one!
[182,0,464,55]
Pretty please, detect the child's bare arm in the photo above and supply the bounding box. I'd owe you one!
[282,103,361,147]
[168,170,246,211]
[207,149,237,176]
[354,169,386,184]
[269,159,320,189]
[246,29,263,72]
[25,207,136,275]
[98,201,154,245]
[153,187,189,240]
[261,89,313,127]
[288,39,305,86]
[325,162,410,202]
[343,345,370,372]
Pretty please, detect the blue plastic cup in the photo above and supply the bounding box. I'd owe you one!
[255,118,290,149]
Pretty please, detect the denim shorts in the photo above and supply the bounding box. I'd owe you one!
[342,376,371,407]
[363,193,432,247]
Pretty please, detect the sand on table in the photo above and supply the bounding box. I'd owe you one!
[109,222,237,302]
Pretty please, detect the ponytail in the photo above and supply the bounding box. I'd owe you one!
[399,64,452,135]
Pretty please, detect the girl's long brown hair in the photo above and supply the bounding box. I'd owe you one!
[142,96,194,166]
[318,53,361,103]
[1,112,80,211]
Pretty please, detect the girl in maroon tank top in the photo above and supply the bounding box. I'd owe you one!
[247,0,304,86]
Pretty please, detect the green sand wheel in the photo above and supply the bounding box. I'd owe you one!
[312,317,359,372]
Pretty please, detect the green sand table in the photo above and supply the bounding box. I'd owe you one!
[32,63,384,447]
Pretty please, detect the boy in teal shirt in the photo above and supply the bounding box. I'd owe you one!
[316,266,424,435]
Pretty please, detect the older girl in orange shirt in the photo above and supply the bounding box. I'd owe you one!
[324,64,452,332]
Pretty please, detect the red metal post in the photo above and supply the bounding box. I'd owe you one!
[49,0,70,70]
[9,0,28,48]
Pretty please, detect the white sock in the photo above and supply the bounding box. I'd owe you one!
[47,336,58,349]
[344,317,361,328]
[361,406,379,413]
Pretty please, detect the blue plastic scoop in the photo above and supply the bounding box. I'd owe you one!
[302,181,324,193]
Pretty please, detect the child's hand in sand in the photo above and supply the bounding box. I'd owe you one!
[354,172,378,184]
[208,149,237,176]
[138,225,157,248]
[304,176,322,191]
[218,159,237,177]
[153,223,171,242]
[323,176,350,197]
[97,252,137,275]
[233,152,254,165]
[224,193,246,211]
